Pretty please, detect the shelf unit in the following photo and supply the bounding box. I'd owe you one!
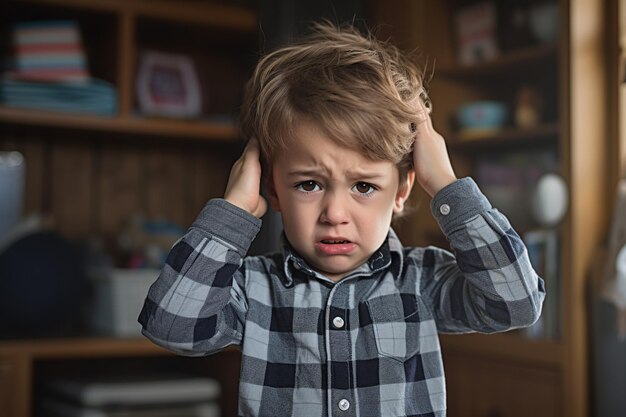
[371,0,609,416]
[0,1,257,416]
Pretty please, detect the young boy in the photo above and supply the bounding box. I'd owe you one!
[139,22,545,417]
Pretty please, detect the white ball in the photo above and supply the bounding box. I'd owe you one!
[531,173,569,227]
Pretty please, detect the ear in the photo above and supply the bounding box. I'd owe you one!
[393,170,415,214]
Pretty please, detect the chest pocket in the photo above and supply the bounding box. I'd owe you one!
[366,294,422,362]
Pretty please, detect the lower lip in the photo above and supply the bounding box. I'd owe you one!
[315,242,357,255]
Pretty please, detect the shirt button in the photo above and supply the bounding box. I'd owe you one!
[439,203,451,215]
[333,316,345,329]
[338,399,350,411]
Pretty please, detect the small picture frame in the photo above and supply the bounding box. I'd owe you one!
[136,51,202,118]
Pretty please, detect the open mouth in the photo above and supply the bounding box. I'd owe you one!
[320,240,351,244]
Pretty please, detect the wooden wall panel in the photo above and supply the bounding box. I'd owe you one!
[143,146,188,227]
[187,146,238,225]
[50,141,94,238]
[97,143,143,236]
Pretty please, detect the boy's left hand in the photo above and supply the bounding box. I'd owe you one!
[412,98,457,198]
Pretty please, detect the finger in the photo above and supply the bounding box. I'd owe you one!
[414,97,434,134]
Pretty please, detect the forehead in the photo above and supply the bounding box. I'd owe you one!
[273,121,397,176]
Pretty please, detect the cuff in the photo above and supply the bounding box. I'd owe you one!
[430,177,492,236]
[192,199,262,256]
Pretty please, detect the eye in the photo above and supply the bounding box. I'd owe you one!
[296,180,320,193]
[352,182,376,196]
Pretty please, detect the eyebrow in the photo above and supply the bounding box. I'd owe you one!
[287,169,385,180]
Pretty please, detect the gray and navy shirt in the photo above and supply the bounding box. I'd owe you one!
[139,178,545,417]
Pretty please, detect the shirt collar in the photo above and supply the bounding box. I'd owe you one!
[279,229,405,287]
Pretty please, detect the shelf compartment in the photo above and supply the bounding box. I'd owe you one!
[448,123,559,151]
[440,332,563,367]
[438,43,558,79]
[0,106,239,140]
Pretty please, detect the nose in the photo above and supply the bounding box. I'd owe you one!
[319,191,350,225]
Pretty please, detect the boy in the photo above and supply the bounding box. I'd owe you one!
[139,22,545,417]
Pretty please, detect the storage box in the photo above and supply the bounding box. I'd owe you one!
[89,268,159,337]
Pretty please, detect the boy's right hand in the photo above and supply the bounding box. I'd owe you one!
[224,138,267,218]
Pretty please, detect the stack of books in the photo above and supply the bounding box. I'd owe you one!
[0,20,117,116]
[0,78,117,115]
[41,373,222,417]
[12,20,90,83]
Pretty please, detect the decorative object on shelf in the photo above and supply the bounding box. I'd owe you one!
[528,2,560,44]
[136,51,202,119]
[0,151,25,239]
[88,267,160,337]
[530,173,569,228]
[514,85,545,128]
[454,1,499,65]
[0,227,86,337]
[456,100,508,137]
[10,20,90,83]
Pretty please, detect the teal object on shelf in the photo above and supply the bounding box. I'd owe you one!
[457,101,508,130]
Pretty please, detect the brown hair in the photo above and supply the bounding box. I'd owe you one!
[240,20,428,180]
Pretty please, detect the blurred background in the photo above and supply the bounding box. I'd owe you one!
[0,0,624,416]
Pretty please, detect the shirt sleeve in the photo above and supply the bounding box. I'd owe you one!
[138,199,261,356]
[420,177,546,334]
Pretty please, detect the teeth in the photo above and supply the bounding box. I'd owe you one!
[322,240,349,244]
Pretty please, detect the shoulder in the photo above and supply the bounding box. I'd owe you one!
[242,252,284,280]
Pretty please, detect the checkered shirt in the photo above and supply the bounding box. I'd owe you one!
[139,178,545,417]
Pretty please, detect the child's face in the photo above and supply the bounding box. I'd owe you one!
[268,120,414,282]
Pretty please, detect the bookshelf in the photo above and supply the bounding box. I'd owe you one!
[370,0,609,416]
[0,1,257,416]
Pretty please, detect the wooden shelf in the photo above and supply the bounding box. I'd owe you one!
[440,333,563,367]
[0,337,169,359]
[448,123,560,151]
[438,43,558,78]
[0,106,240,141]
[16,0,257,31]
[0,336,236,359]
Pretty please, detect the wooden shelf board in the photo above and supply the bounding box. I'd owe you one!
[438,43,558,78]
[440,332,563,367]
[15,0,257,31]
[0,337,169,358]
[0,106,240,141]
[0,336,238,359]
[448,123,560,151]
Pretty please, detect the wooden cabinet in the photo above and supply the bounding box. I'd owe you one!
[0,1,257,416]
[445,352,562,417]
[370,0,608,416]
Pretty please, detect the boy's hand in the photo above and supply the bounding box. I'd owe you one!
[224,138,267,218]
[412,98,457,198]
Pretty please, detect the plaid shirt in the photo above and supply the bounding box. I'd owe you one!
[139,178,545,417]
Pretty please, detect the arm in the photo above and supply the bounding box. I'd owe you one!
[419,178,545,333]
[411,97,545,333]
[138,140,265,355]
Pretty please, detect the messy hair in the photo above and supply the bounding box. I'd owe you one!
[240,20,429,179]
